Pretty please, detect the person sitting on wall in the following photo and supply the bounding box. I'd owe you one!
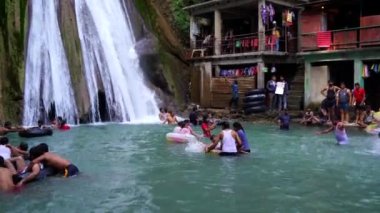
[300,108,320,126]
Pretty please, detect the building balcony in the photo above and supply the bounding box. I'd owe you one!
[300,25,380,53]
[187,32,298,60]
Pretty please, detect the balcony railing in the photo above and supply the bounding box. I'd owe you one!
[188,31,298,59]
[301,25,380,52]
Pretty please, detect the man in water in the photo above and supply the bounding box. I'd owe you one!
[189,106,199,126]
[206,121,242,156]
[15,146,49,187]
[278,110,291,130]
[0,156,15,192]
[159,108,167,123]
[30,151,79,178]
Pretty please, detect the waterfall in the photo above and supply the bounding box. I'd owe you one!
[23,0,78,126]
[75,0,159,123]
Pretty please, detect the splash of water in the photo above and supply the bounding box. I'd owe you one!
[75,0,159,123]
[23,0,78,126]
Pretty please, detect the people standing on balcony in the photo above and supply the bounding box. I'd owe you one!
[337,82,352,124]
[321,81,340,122]
[272,21,280,51]
[275,76,288,111]
[352,83,366,124]
[223,30,233,54]
[266,75,277,111]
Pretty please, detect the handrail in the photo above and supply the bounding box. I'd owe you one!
[301,25,380,36]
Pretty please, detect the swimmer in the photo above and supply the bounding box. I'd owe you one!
[7,142,29,159]
[15,146,49,187]
[233,122,250,153]
[173,121,183,133]
[30,151,79,178]
[317,122,349,145]
[0,156,15,192]
[0,121,24,135]
[207,121,242,156]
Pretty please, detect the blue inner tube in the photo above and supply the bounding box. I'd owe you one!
[245,88,266,96]
[19,127,53,138]
[244,94,266,103]
[244,106,266,114]
[243,101,265,109]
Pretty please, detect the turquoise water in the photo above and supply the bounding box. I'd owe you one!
[1,124,380,212]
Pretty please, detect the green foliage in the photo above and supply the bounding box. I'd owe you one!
[170,0,204,41]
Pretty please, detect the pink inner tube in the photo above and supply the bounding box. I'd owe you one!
[166,133,194,143]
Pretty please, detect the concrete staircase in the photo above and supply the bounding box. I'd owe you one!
[287,63,305,110]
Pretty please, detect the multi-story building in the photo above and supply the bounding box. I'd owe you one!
[185,0,380,111]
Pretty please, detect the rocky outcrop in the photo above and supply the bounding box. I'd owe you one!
[132,0,191,109]
[0,0,28,123]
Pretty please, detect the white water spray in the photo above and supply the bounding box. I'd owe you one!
[75,0,159,123]
[23,0,78,126]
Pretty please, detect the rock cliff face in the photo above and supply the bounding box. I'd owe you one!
[0,0,190,123]
[0,0,28,123]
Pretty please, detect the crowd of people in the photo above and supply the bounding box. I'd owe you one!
[0,117,71,136]
[0,137,79,193]
[298,81,379,128]
[160,106,250,156]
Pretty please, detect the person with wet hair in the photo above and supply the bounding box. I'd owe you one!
[207,121,242,156]
[233,122,250,153]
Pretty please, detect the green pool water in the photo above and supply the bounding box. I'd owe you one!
[1,124,380,212]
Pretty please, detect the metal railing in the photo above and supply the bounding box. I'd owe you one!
[301,25,380,51]
[188,30,298,59]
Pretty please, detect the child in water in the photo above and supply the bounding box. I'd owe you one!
[317,122,349,145]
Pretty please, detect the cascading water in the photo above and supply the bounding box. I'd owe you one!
[75,0,159,123]
[23,0,78,126]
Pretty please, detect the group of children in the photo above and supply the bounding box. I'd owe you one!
[0,136,79,193]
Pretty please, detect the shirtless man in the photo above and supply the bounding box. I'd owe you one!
[31,152,79,178]
[0,156,15,192]
[16,146,48,187]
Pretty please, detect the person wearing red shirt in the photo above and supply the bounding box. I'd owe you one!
[201,115,216,139]
[352,83,366,124]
